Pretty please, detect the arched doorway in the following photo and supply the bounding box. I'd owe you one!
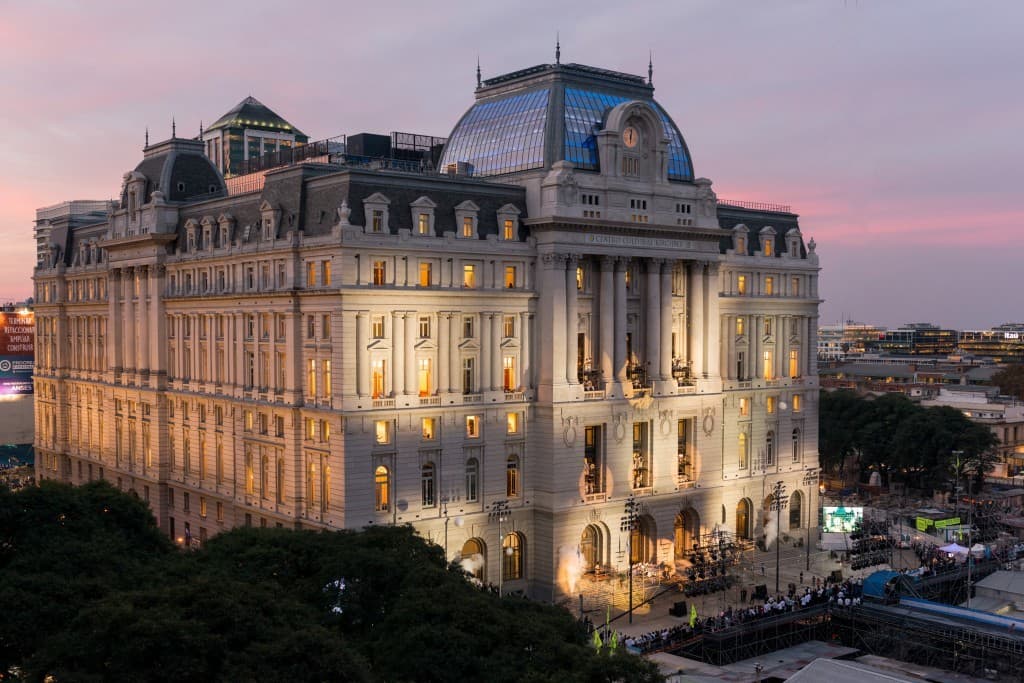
[674,508,701,559]
[630,515,657,564]
[460,538,486,582]
[789,490,803,530]
[736,498,752,540]
[581,524,604,571]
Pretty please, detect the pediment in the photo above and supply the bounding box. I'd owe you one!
[500,338,519,349]
[368,339,391,351]
[454,199,479,212]
[364,192,391,206]
[459,339,479,351]
[414,339,437,351]
[496,203,520,216]
[410,195,437,209]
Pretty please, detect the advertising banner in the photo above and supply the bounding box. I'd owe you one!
[0,310,34,395]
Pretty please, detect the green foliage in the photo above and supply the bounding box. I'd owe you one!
[818,389,999,492]
[993,364,1024,401]
[0,483,661,682]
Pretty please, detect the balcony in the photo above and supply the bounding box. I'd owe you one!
[627,363,652,391]
[372,398,395,409]
[419,396,441,406]
[504,391,525,402]
[584,389,605,401]
[461,393,483,404]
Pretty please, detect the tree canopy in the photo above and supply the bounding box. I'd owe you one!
[818,390,999,493]
[992,364,1024,401]
[0,481,661,683]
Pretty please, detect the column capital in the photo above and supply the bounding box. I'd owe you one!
[648,257,666,270]
[614,255,631,270]
[540,252,568,268]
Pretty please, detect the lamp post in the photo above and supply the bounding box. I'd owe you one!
[488,499,510,596]
[620,495,639,624]
[771,481,788,595]
[803,467,820,572]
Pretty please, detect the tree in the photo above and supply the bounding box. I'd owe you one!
[993,364,1024,401]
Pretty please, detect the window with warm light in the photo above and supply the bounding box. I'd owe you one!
[462,216,474,237]
[463,264,477,288]
[466,415,480,438]
[764,239,773,256]
[374,420,391,445]
[421,417,435,440]
[371,316,385,339]
[502,356,516,391]
[576,266,584,290]
[418,358,432,396]
[306,262,316,287]
[763,351,773,380]
[739,397,750,417]
[372,210,384,233]
[789,349,799,378]
[374,465,390,511]
[418,262,432,287]
[506,412,519,434]
[372,260,387,286]
[503,315,515,338]
[322,260,331,286]
[738,431,749,469]
[792,394,802,412]
[504,265,516,289]
[737,275,746,295]
[417,213,430,235]
[766,396,776,414]
[503,218,514,240]
[371,360,386,398]
[765,277,774,295]
[736,317,745,336]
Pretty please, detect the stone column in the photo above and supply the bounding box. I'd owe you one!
[480,313,492,392]
[645,259,660,384]
[613,258,628,383]
[449,313,461,393]
[392,312,405,396]
[405,312,416,395]
[780,316,790,379]
[706,263,721,379]
[538,253,567,394]
[492,312,503,390]
[565,256,579,385]
[438,313,450,394]
[138,266,149,375]
[520,311,531,390]
[123,267,135,373]
[148,265,165,383]
[600,256,615,385]
[752,315,763,380]
[721,315,731,379]
[356,312,369,397]
[660,262,673,381]
[687,262,704,377]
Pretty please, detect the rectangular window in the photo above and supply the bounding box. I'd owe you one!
[502,355,516,391]
[584,425,603,494]
[793,394,802,412]
[306,262,316,287]
[307,359,317,397]
[371,316,385,339]
[418,213,430,235]
[417,358,432,396]
[503,315,515,338]
[677,419,692,480]
[504,265,516,289]
[791,277,800,296]
[763,350,773,380]
[322,261,331,286]
[463,316,474,339]
[737,275,747,295]
[307,315,315,339]
[419,316,431,339]
[372,209,384,233]
[371,359,386,398]
[739,397,750,417]
[322,314,330,340]
[765,277,774,295]
[736,317,744,336]
[323,359,332,397]
[305,418,316,441]
[463,264,476,288]
[764,318,773,337]
[789,349,799,378]
[767,396,776,414]
[418,262,432,287]
[375,420,391,445]
[503,218,514,240]
[421,417,436,440]
[372,260,387,286]
[506,412,519,434]
[462,216,473,237]
[466,415,480,438]
[462,357,475,394]
[632,421,651,489]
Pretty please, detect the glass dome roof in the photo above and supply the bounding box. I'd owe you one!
[440,78,694,182]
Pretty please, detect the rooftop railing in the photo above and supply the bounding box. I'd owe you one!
[717,198,792,214]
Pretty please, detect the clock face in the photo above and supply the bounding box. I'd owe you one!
[622,126,639,148]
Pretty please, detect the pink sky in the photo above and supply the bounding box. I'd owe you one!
[2,1,1021,328]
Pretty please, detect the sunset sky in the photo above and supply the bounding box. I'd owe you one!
[1,0,1021,328]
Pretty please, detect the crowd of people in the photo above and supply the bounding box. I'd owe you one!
[0,464,33,492]
[616,576,865,654]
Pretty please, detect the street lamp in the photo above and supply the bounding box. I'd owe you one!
[620,495,639,624]
[440,495,464,561]
[770,481,789,595]
[488,499,510,596]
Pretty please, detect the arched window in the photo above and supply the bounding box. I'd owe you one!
[766,431,775,466]
[581,525,603,570]
[502,532,523,581]
[461,538,485,581]
[276,457,285,504]
[374,465,390,512]
[736,498,751,540]
[792,428,801,462]
[465,458,479,502]
[790,490,803,529]
[421,462,436,507]
[260,453,269,500]
[506,455,520,498]
[738,432,748,469]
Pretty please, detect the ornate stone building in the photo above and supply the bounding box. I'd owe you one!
[34,60,821,599]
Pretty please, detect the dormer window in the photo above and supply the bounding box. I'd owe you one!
[759,226,777,257]
[733,224,749,255]
[363,192,391,234]
[410,196,436,236]
[184,219,199,252]
[786,227,802,258]
[259,201,280,242]
[454,200,480,239]
[496,203,521,241]
[217,213,235,248]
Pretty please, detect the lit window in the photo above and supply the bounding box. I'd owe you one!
[765,277,774,295]
[372,210,384,233]
[421,417,436,440]
[506,412,519,434]
[767,396,776,414]
[417,213,429,235]
[306,262,316,287]
[789,349,799,378]
[504,265,516,289]
[763,350,773,380]
[421,462,436,507]
[375,465,390,511]
[503,315,515,338]
[417,358,432,396]
[506,455,520,497]
[462,216,474,238]
[466,415,480,438]
[307,359,317,397]
[502,532,523,580]
[463,265,477,288]
[372,260,387,286]
[371,360,386,399]
[736,317,745,336]
[737,275,746,295]
[371,316,385,339]
[418,262,432,287]
[792,394,802,412]
[418,316,431,339]
[576,266,584,291]
[502,356,516,391]
[739,397,750,417]
[738,432,748,469]
[503,219,514,240]
[322,260,331,286]
[375,420,391,445]
[305,418,316,441]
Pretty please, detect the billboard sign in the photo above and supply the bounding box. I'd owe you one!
[0,310,34,395]
[822,506,863,533]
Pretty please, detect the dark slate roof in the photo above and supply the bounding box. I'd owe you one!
[716,203,805,258]
[207,96,306,138]
[123,138,225,204]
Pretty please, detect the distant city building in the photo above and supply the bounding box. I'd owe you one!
[958,324,1024,363]
[922,387,1024,473]
[868,323,958,356]
[201,96,309,177]
[817,324,845,361]
[0,301,34,472]
[34,59,822,599]
[34,201,114,265]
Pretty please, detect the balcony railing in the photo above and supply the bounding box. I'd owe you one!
[462,393,483,404]
[717,198,792,214]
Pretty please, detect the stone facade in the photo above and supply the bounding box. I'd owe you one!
[33,62,822,600]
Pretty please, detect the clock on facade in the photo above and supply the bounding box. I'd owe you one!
[622,126,639,148]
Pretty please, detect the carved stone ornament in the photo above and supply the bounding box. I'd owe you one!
[563,415,578,448]
[702,406,716,436]
[336,200,351,227]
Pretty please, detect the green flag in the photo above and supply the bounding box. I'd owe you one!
[610,630,619,651]
[689,603,698,628]
[592,628,602,651]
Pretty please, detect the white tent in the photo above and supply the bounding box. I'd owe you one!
[939,542,968,555]
[970,542,987,558]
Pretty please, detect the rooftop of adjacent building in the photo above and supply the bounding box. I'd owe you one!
[205,95,307,138]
